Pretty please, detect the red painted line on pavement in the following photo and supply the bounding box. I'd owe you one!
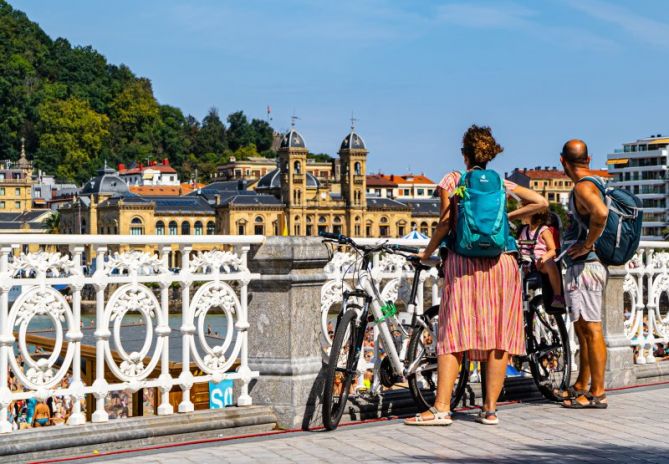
[27,380,669,464]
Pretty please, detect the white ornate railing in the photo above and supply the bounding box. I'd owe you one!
[623,241,669,364]
[0,234,263,433]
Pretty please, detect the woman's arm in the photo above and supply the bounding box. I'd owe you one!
[539,229,557,261]
[507,185,549,221]
[419,188,451,259]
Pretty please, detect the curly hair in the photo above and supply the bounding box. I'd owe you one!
[461,125,503,168]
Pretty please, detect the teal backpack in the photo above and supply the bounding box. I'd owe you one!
[450,169,509,258]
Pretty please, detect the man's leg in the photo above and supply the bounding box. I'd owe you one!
[582,321,607,398]
[573,319,591,391]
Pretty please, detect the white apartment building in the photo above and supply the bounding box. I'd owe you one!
[366,174,437,199]
[608,134,669,240]
[117,159,180,186]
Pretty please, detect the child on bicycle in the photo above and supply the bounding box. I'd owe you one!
[518,208,565,309]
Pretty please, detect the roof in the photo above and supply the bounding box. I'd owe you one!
[401,199,440,217]
[340,131,366,150]
[226,194,284,207]
[280,128,307,149]
[366,197,410,211]
[81,167,129,195]
[255,168,319,191]
[512,168,569,180]
[153,196,214,214]
[129,184,203,196]
[366,174,436,187]
[119,162,176,175]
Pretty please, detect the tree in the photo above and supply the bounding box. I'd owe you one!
[226,111,254,151]
[44,210,60,234]
[195,108,226,155]
[108,78,161,162]
[232,144,259,160]
[36,97,109,183]
[250,118,274,152]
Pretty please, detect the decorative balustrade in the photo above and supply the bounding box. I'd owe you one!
[623,241,669,364]
[0,234,263,433]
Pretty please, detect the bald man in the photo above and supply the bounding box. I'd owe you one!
[558,139,609,409]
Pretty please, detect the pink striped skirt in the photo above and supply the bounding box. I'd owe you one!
[437,252,525,361]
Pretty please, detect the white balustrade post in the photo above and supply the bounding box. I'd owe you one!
[157,245,174,416]
[178,245,194,413]
[67,246,86,425]
[0,246,13,433]
[237,245,252,406]
[92,245,109,423]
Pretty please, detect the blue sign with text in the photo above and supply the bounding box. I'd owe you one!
[209,379,234,409]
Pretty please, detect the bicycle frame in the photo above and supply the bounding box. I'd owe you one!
[342,255,432,396]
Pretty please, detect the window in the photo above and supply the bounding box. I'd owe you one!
[427,189,434,196]
[194,221,203,235]
[169,221,178,235]
[354,162,361,175]
[207,221,216,235]
[181,222,191,235]
[403,189,410,196]
[431,222,437,236]
[420,222,429,235]
[294,161,302,174]
[156,221,165,235]
[354,224,361,236]
[398,222,406,236]
[130,217,144,236]
[417,188,425,196]
[0,201,5,209]
[15,188,21,196]
[306,225,313,236]
[366,221,373,237]
[379,226,389,237]
[254,216,264,235]
[15,201,20,209]
[0,188,4,195]
[238,220,247,235]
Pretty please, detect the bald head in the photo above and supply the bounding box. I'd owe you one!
[561,139,589,166]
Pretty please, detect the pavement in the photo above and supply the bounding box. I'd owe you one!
[62,383,669,464]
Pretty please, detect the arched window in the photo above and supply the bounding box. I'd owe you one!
[397,220,407,237]
[169,221,178,235]
[237,219,247,235]
[379,217,389,237]
[206,221,216,235]
[294,216,301,236]
[156,221,165,235]
[294,161,301,174]
[181,222,191,235]
[420,221,429,235]
[431,221,438,237]
[333,216,342,235]
[254,216,265,235]
[380,216,388,224]
[130,217,144,236]
[194,221,203,235]
[318,216,327,224]
[273,220,279,236]
[365,220,373,237]
[354,162,361,175]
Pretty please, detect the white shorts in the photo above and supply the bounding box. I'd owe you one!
[565,262,608,322]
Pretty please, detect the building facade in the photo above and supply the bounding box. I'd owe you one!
[607,135,669,240]
[506,167,611,207]
[366,174,437,199]
[0,141,33,213]
[118,159,180,186]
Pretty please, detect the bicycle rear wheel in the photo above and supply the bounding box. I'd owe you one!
[406,305,470,412]
[322,307,360,430]
[527,300,571,401]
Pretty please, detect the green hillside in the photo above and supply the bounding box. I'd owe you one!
[0,0,275,183]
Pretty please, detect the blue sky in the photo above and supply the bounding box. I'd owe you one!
[14,0,669,180]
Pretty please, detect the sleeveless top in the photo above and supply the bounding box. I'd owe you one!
[564,179,602,265]
[519,225,549,259]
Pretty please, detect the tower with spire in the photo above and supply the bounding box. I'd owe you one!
[339,116,368,235]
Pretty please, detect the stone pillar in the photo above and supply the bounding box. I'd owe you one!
[602,266,636,388]
[246,237,329,429]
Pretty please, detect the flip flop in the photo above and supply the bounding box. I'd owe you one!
[476,410,499,425]
[404,407,453,426]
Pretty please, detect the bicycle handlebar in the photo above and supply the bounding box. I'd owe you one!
[387,244,420,254]
[319,231,346,241]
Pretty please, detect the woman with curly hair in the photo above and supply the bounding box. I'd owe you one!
[405,125,547,426]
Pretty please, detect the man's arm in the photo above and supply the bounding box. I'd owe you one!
[568,180,609,258]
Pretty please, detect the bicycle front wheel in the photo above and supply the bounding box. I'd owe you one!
[322,307,360,430]
[406,305,470,412]
[528,302,571,401]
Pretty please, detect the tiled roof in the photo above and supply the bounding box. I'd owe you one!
[366,174,436,187]
[401,199,440,216]
[366,197,410,211]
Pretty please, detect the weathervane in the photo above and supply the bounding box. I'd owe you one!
[291,112,299,128]
[350,112,358,131]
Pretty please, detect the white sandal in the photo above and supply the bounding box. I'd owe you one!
[404,407,453,426]
[476,410,499,425]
